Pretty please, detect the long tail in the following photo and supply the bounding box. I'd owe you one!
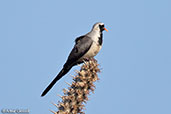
[41,66,72,97]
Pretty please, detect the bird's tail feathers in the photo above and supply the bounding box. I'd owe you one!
[41,66,72,97]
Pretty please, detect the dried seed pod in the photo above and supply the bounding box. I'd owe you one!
[54,58,100,114]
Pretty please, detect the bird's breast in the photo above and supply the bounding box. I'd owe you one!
[81,42,102,60]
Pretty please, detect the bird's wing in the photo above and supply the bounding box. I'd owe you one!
[41,36,92,97]
[64,35,93,67]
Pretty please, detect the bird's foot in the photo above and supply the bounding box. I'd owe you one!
[83,57,90,61]
[84,57,96,62]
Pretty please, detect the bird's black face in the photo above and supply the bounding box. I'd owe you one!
[99,24,104,32]
[99,24,108,32]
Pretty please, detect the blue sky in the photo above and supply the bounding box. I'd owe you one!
[0,0,171,114]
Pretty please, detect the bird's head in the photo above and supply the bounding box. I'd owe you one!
[92,22,108,32]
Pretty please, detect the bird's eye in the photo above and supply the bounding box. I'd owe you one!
[99,25,104,28]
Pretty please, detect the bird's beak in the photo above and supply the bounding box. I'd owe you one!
[104,27,108,32]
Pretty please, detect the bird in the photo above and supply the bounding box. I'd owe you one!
[41,22,108,97]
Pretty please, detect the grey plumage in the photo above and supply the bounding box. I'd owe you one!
[65,35,93,67]
[41,22,107,97]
